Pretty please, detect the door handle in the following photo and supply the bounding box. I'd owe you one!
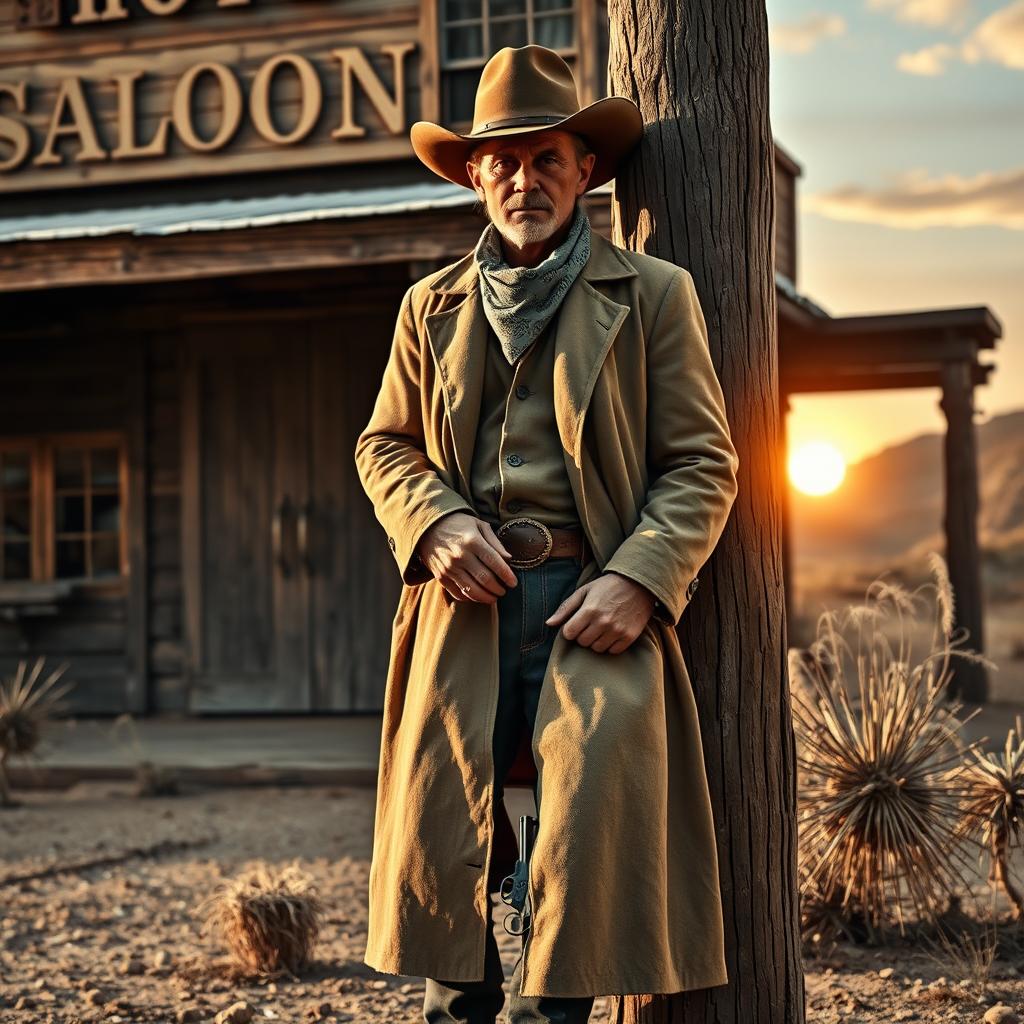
[272,496,293,578]
[297,499,314,577]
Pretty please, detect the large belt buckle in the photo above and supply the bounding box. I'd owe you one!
[496,517,553,569]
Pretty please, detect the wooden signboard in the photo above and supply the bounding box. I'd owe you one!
[0,0,438,193]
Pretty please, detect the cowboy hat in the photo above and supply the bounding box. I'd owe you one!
[410,45,643,192]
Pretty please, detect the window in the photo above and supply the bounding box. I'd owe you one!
[0,433,127,584]
[440,0,577,126]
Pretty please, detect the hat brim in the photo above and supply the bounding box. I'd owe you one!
[409,96,644,192]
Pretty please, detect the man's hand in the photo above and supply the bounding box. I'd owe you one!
[417,512,518,603]
[545,571,656,654]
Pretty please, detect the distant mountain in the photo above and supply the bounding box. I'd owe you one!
[789,408,1024,580]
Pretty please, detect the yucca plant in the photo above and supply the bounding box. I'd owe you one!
[792,551,994,939]
[0,656,75,807]
[196,861,324,977]
[955,714,1024,919]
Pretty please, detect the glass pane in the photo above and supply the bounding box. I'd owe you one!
[445,24,483,60]
[55,449,85,489]
[56,538,86,578]
[444,0,481,18]
[3,497,30,539]
[92,535,120,578]
[491,17,528,50]
[444,68,480,123]
[535,0,572,10]
[91,448,119,488]
[3,542,30,581]
[1,452,29,493]
[534,12,573,47]
[490,0,526,14]
[56,494,85,533]
[92,493,120,533]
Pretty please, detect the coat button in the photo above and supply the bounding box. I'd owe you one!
[687,576,699,599]
[506,453,523,467]
[515,384,529,399]
[388,536,396,550]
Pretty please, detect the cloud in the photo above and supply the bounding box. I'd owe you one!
[770,13,847,54]
[961,0,1024,69]
[802,166,1024,229]
[867,0,972,29]
[897,42,959,74]
[897,0,1024,73]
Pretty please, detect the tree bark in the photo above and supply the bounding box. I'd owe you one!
[607,2,805,1021]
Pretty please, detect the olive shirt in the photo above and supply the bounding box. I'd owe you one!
[468,315,579,529]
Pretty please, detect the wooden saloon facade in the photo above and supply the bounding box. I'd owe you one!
[0,0,1000,714]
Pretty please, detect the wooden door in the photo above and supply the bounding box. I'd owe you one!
[306,317,402,711]
[183,329,312,712]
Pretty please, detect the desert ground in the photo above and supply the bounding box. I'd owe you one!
[4,781,1024,1024]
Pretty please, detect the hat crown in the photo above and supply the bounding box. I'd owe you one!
[472,45,581,135]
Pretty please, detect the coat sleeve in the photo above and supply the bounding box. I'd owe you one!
[353,283,477,586]
[601,267,739,627]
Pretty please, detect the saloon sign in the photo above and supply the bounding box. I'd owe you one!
[1,0,424,192]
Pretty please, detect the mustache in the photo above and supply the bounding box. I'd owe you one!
[504,194,553,212]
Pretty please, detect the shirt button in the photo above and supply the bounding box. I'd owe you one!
[515,384,529,399]
[506,453,523,467]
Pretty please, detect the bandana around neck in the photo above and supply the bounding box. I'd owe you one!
[473,203,591,364]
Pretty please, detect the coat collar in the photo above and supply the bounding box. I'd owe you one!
[424,225,637,498]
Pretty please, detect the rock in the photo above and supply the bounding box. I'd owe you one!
[83,988,105,1006]
[214,1001,254,1024]
[983,1007,1019,1024]
[878,967,895,979]
[154,949,170,968]
[177,1010,204,1023]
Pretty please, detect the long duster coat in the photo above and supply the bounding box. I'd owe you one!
[353,224,740,998]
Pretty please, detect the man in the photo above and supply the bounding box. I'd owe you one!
[354,44,739,1024]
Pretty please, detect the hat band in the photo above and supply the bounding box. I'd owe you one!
[472,113,570,134]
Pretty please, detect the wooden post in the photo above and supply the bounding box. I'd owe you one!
[939,358,988,702]
[607,2,805,1022]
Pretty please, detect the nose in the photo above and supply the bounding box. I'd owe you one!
[510,160,537,193]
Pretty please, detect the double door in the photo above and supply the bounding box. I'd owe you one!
[182,320,399,712]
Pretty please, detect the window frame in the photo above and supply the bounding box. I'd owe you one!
[438,0,582,128]
[0,431,130,589]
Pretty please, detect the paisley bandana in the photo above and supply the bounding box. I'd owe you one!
[473,203,591,364]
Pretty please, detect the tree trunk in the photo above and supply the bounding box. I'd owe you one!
[607,2,805,1022]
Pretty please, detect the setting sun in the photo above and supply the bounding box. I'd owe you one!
[789,441,846,496]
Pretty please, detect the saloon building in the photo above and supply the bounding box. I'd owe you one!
[0,0,1001,713]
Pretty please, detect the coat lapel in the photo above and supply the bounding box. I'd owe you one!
[424,225,639,497]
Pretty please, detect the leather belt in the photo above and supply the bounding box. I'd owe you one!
[494,516,589,569]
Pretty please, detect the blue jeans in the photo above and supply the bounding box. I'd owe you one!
[422,553,596,1024]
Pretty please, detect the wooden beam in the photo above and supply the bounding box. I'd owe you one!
[940,360,988,703]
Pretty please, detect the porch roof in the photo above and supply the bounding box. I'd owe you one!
[0,180,484,244]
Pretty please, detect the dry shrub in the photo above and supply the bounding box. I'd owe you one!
[0,656,74,807]
[956,714,1024,918]
[196,861,324,977]
[792,551,996,941]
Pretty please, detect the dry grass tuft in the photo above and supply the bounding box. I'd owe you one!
[196,861,325,977]
[956,714,1024,917]
[792,551,996,940]
[0,656,74,807]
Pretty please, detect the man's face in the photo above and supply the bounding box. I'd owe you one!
[466,130,596,251]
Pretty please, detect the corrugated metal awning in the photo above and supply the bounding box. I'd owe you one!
[0,181,479,244]
[0,179,615,244]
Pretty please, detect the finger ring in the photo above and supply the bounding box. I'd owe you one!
[461,583,472,593]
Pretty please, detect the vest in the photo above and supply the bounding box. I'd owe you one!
[468,311,580,530]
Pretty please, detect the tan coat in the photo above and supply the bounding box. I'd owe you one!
[353,224,739,998]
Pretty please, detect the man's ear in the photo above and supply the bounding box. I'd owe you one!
[576,152,597,195]
[466,160,485,198]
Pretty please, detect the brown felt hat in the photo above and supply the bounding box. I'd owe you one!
[410,45,643,192]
